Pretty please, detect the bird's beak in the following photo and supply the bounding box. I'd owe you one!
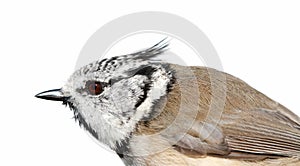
[35,89,67,101]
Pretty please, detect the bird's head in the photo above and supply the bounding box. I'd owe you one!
[35,40,174,149]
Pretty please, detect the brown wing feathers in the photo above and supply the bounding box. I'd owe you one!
[223,109,300,158]
[135,64,300,161]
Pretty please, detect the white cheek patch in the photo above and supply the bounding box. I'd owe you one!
[105,75,148,120]
[134,66,171,122]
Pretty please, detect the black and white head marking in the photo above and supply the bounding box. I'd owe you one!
[61,39,174,149]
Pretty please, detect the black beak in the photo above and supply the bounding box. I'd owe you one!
[35,89,66,101]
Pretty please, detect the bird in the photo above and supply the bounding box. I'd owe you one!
[36,39,300,166]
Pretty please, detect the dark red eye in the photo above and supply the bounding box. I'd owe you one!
[86,81,102,95]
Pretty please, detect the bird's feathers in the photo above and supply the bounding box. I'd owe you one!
[55,39,300,165]
[223,108,300,158]
[134,64,300,164]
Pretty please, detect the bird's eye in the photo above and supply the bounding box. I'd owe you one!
[86,81,103,95]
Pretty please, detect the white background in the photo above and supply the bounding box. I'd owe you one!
[1,1,300,166]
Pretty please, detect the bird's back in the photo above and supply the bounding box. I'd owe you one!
[129,64,300,166]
